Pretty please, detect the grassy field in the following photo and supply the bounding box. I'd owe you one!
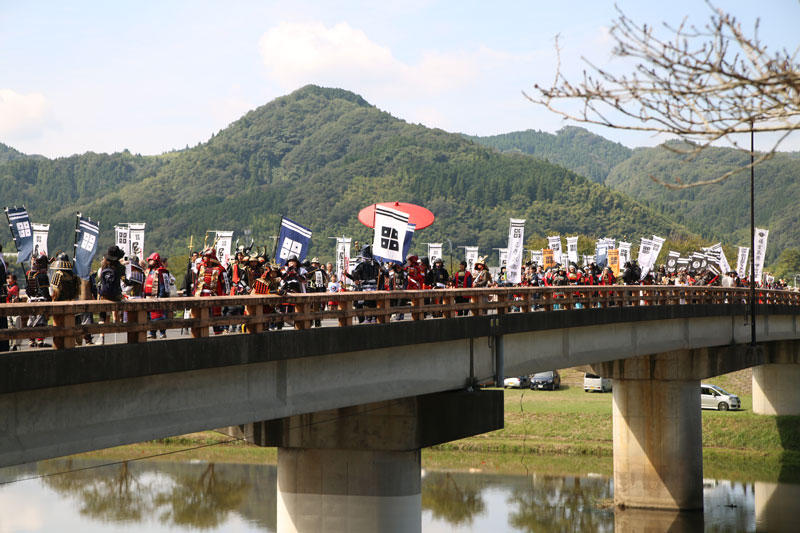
[71,370,799,483]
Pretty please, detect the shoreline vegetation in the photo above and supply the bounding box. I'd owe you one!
[66,369,799,484]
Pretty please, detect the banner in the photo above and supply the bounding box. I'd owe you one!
[689,252,707,272]
[506,218,525,284]
[128,222,146,260]
[649,236,666,271]
[427,243,443,263]
[372,205,409,264]
[215,230,234,267]
[530,250,543,267]
[498,248,508,267]
[115,225,131,258]
[336,237,351,281]
[666,251,680,273]
[608,249,620,276]
[582,254,594,267]
[5,206,34,263]
[637,238,654,278]
[618,242,632,265]
[595,240,608,269]
[542,248,555,270]
[31,223,49,258]
[708,243,731,274]
[402,224,415,259]
[753,228,769,284]
[464,246,479,272]
[566,236,579,264]
[736,247,749,278]
[73,214,100,280]
[547,236,562,265]
[276,217,312,266]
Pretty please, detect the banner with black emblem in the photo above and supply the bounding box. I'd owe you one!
[372,205,409,264]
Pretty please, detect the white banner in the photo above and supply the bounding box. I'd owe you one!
[618,242,632,265]
[530,250,543,266]
[602,237,616,250]
[637,238,654,279]
[128,222,146,260]
[649,236,666,271]
[215,230,234,267]
[547,235,562,265]
[31,223,49,258]
[506,218,525,284]
[498,248,508,268]
[582,254,594,267]
[372,205,409,264]
[712,243,731,274]
[115,225,130,258]
[736,246,749,278]
[753,228,769,284]
[336,237,351,281]
[464,246,479,272]
[428,243,443,263]
[566,236,579,264]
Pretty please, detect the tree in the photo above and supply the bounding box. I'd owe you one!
[526,1,800,188]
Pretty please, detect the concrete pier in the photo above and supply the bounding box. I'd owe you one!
[753,364,800,415]
[224,390,503,533]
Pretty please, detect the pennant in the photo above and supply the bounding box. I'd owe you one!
[336,237,352,280]
[637,238,654,279]
[115,225,131,258]
[736,247,749,278]
[498,248,508,267]
[276,217,313,266]
[31,223,49,258]
[73,214,100,280]
[649,236,666,270]
[595,240,608,269]
[371,205,408,264]
[753,228,769,284]
[566,236,579,264]
[530,249,543,267]
[464,246,479,272]
[128,222,146,260]
[215,230,234,267]
[5,206,34,263]
[427,242,443,263]
[506,218,525,284]
[618,242,632,265]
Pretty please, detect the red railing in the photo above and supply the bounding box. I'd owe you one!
[0,286,798,349]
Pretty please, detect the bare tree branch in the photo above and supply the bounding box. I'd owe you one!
[524,1,800,188]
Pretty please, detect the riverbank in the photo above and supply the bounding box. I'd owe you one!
[69,370,799,483]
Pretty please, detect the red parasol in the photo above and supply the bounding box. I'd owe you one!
[358,202,435,229]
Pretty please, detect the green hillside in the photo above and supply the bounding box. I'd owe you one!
[0,86,691,265]
[467,126,632,184]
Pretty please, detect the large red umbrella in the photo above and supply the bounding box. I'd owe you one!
[358,202,435,229]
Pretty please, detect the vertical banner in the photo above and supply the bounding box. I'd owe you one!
[547,236,562,265]
[115,225,131,258]
[530,250,543,266]
[371,205,409,264]
[637,238,654,277]
[215,230,234,267]
[618,242,632,265]
[566,236,579,264]
[402,224,415,259]
[73,214,100,280]
[498,248,508,267]
[427,243,443,263]
[710,243,731,273]
[595,240,608,268]
[582,254,594,267]
[31,223,49,258]
[608,249,620,276]
[336,237,352,280]
[506,218,525,284]
[649,236,666,271]
[276,217,313,266]
[736,247,749,278]
[753,228,769,284]
[666,251,680,273]
[542,249,555,269]
[5,206,34,263]
[128,222,146,260]
[464,246,479,272]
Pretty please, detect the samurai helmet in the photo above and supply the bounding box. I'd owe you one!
[52,252,73,271]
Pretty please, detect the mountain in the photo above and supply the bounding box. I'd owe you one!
[467,126,632,184]
[0,142,43,163]
[0,86,692,267]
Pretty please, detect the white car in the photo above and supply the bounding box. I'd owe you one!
[584,373,612,393]
[503,376,530,389]
[701,384,741,411]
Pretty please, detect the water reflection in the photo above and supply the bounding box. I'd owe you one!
[0,458,796,532]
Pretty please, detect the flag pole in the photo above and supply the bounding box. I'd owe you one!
[273,216,283,262]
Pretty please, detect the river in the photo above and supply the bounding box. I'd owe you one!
[0,458,795,531]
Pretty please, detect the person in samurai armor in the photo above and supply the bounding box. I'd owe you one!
[194,247,229,334]
[144,252,171,339]
[305,257,329,327]
[50,253,85,344]
[405,255,425,291]
[26,252,51,347]
[345,246,382,324]
[251,263,282,330]
[388,261,408,321]
[472,256,492,288]
[452,260,473,316]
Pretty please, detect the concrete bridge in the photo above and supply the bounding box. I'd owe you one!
[1,286,799,532]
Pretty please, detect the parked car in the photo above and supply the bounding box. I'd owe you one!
[530,370,561,390]
[701,384,741,411]
[584,373,612,393]
[503,376,530,389]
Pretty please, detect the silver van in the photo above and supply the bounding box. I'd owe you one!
[700,384,740,411]
[584,373,612,393]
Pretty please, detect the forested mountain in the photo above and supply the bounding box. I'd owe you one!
[0,86,690,266]
[0,142,42,163]
[467,127,632,184]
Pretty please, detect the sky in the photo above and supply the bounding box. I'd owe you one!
[1,0,798,158]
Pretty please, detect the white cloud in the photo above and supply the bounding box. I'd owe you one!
[0,89,55,141]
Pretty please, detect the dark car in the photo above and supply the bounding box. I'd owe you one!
[530,370,561,390]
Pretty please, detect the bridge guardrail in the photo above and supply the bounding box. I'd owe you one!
[0,286,798,349]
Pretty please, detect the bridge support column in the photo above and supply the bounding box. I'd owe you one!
[223,390,503,533]
[752,342,800,415]
[591,350,704,511]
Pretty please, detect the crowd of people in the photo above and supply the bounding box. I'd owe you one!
[0,241,796,351]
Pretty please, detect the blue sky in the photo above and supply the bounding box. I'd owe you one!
[1,0,798,157]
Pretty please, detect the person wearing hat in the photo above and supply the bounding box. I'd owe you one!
[305,257,328,327]
[144,252,172,339]
[473,256,492,288]
[94,245,126,344]
[194,248,229,335]
[452,260,473,316]
[25,252,51,347]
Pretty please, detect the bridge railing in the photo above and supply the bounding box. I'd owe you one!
[0,286,797,349]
